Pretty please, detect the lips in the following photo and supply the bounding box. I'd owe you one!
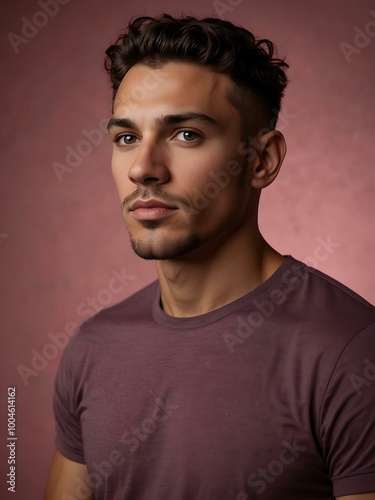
[129,199,178,221]
[130,199,177,211]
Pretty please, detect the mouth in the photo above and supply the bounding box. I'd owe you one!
[129,199,178,221]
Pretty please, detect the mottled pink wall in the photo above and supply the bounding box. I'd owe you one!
[0,0,374,497]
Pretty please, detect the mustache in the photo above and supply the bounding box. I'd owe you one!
[121,188,190,211]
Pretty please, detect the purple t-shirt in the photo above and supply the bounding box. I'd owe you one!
[54,256,375,499]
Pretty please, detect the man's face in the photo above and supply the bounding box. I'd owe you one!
[109,62,256,260]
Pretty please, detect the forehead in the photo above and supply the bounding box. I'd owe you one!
[113,61,238,122]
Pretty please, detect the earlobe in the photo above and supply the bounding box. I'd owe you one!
[250,130,287,189]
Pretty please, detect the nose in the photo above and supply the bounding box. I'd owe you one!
[128,141,170,187]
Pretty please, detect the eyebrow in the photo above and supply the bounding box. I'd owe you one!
[107,112,218,132]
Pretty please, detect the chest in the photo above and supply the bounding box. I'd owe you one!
[76,336,331,499]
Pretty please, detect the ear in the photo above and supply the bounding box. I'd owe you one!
[250,130,287,189]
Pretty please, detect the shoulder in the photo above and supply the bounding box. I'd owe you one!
[269,257,375,370]
[282,256,375,327]
[83,279,159,328]
[59,280,159,366]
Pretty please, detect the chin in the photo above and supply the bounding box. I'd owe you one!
[129,233,202,260]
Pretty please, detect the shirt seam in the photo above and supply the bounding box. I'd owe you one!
[307,266,374,311]
[331,470,375,481]
[152,257,306,330]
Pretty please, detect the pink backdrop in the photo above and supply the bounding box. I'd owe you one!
[0,0,374,498]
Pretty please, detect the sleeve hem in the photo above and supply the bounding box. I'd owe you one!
[333,471,375,496]
[55,438,86,465]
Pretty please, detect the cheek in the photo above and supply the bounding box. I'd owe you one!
[111,155,133,196]
[173,148,229,193]
[179,171,209,202]
[111,152,122,183]
[186,173,246,225]
[176,149,243,202]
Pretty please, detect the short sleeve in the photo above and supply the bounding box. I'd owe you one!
[53,341,86,463]
[319,322,375,496]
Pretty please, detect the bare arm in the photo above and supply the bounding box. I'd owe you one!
[44,450,94,500]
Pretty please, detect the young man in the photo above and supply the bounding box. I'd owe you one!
[45,14,375,500]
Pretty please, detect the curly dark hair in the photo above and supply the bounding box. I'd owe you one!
[104,14,289,136]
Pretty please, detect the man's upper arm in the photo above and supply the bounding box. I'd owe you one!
[44,450,94,500]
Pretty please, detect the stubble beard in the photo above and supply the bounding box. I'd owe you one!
[124,156,250,261]
[128,220,202,260]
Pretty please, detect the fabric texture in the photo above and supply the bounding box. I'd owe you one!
[54,256,375,499]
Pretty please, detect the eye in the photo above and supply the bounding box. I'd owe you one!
[175,130,201,143]
[115,134,138,145]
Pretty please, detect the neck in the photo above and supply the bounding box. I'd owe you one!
[155,226,285,318]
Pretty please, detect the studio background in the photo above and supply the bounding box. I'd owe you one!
[0,0,374,498]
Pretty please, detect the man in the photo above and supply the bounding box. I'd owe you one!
[45,14,375,500]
